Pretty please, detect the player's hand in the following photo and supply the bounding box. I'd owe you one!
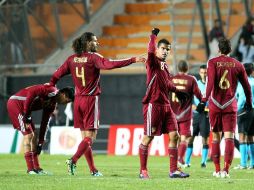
[244,102,252,113]
[151,28,160,36]
[196,102,206,113]
[135,56,146,63]
[175,90,189,104]
[36,143,43,155]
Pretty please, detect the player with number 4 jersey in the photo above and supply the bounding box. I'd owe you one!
[198,38,252,178]
[50,32,145,176]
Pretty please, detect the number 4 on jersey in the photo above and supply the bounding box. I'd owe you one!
[76,67,85,86]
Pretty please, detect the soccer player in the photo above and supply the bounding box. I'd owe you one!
[197,38,252,178]
[139,28,189,179]
[185,65,210,168]
[49,32,145,176]
[170,60,202,167]
[234,63,254,169]
[7,84,74,174]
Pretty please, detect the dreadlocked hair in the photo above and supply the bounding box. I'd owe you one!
[72,32,95,56]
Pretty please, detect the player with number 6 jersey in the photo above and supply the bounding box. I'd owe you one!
[50,32,145,176]
[199,38,252,178]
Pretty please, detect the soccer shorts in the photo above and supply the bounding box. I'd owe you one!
[209,110,236,133]
[177,120,191,137]
[7,99,35,135]
[238,109,254,136]
[143,103,177,136]
[192,112,210,138]
[74,95,100,131]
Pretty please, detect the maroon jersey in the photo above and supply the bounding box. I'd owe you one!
[8,84,58,143]
[170,74,202,122]
[203,55,252,112]
[50,52,135,96]
[142,34,176,105]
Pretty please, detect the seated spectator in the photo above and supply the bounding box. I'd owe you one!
[208,19,225,58]
[238,37,254,64]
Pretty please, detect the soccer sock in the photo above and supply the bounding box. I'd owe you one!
[31,151,41,170]
[139,144,148,172]
[249,143,254,166]
[211,141,220,172]
[83,138,97,173]
[224,138,234,173]
[178,141,187,164]
[72,137,92,164]
[201,145,209,164]
[24,151,34,171]
[168,147,178,173]
[185,144,193,165]
[239,143,247,167]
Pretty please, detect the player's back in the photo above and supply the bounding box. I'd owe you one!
[208,55,244,106]
[65,52,101,96]
[170,74,201,121]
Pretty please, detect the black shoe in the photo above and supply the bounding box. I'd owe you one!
[201,163,206,168]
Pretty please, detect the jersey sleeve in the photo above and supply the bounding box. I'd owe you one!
[146,34,157,67]
[38,106,55,144]
[193,78,202,101]
[50,59,70,86]
[93,53,135,70]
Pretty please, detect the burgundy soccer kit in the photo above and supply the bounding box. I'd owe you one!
[170,74,202,136]
[140,34,178,173]
[50,52,135,130]
[202,55,252,173]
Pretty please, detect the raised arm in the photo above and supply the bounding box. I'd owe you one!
[147,28,160,66]
[50,59,70,86]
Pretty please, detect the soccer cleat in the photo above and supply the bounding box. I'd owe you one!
[220,170,230,178]
[36,168,52,175]
[233,165,247,170]
[178,160,185,168]
[91,171,103,177]
[201,163,206,168]
[169,168,190,178]
[139,170,150,179]
[27,169,38,175]
[212,171,221,178]
[248,165,254,169]
[66,159,76,175]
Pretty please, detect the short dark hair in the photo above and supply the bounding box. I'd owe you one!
[178,60,188,72]
[243,63,254,76]
[200,64,207,69]
[218,38,231,55]
[157,39,170,48]
[72,32,95,56]
[59,87,75,101]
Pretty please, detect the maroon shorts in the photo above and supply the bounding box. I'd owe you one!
[7,99,35,135]
[209,110,236,133]
[143,103,177,136]
[74,95,100,131]
[177,120,191,137]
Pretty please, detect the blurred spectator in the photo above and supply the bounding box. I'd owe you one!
[238,37,254,64]
[9,10,25,64]
[240,17,254,40]
[208,19,225,59]
[0,22,8,64]
[208,19,225,42]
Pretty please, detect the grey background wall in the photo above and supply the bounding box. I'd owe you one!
[1,74,147,125]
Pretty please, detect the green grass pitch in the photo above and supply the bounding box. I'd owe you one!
[0,154,254,190]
